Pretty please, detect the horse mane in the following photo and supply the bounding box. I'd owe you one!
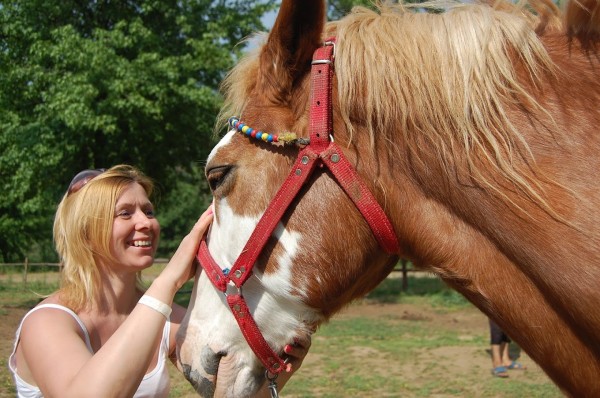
[331,0,568,216]
[218,0,599,218]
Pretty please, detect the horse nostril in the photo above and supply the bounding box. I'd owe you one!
[201,345,222,376]
[182,364,215,397]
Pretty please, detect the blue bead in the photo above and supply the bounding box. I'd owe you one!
[267,135,273,142]
[238,123,245,131]
[246,128,253,136]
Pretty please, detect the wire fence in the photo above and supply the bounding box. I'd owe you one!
[0,258,421,291]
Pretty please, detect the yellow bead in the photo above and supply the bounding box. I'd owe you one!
[262,133,268,141]
[242,126,249,133]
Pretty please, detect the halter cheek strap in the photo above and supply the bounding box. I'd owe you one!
[308,40,398,252]
[197,38,399,375]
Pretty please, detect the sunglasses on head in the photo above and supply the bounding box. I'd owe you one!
[67,168,106,196]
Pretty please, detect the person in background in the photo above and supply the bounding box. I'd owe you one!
[8,165,309,397]
[489,318,525,378]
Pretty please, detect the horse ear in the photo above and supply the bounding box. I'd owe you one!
[258,0,326,103]
[565,0,600,47]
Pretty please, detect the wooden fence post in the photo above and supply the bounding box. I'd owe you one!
[401,259,408,292]
[23,257,29,286]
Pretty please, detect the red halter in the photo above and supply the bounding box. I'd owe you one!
[196,39,400,375]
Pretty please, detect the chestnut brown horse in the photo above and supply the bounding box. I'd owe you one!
[177,0,600,396]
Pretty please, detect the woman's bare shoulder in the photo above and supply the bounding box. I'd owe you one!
[20,294,86,340]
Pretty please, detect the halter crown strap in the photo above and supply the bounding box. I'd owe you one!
[309,40,335,150]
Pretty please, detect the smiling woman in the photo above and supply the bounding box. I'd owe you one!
[54,165,161,310]
[7,165,215,398]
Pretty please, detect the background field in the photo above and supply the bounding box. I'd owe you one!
[0,265,561,397]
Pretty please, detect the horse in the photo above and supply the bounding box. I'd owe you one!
[177,0,600,396]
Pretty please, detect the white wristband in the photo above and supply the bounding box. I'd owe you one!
[138,295,172,319]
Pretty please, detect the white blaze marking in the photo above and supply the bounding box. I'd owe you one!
[183,133,324,391]
[206,129,236,164]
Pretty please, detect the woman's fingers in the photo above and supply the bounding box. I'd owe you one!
[163,205,214,287]
[283,343,307,359]
[191,205,214,237]
[283,335,312,372]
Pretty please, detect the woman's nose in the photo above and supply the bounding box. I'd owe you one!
[134,212,153,229]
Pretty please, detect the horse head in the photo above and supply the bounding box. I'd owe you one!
[176,1,400,396]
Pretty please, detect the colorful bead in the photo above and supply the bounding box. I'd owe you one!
[228,116,305,145]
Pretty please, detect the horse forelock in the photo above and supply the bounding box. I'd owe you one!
[216,48,262,135]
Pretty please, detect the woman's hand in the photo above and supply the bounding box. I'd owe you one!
[153,205,213,296]
[282,336,312,374]
[259,336,312,397]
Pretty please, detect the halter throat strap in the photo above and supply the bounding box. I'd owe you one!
[197,38,399,375]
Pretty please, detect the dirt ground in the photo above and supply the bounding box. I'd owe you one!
[1,299,558,398]
[315,301,544,384]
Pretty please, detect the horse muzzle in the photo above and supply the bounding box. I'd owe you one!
[180,345,221,397]
[180,345,264,398]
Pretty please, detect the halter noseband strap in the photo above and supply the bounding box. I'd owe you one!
[196,38,400,375]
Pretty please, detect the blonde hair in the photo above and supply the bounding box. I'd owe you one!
[53,165,154,311]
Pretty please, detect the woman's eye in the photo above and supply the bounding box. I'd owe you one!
[117,211,131,219]
[206,165,233,193]
[145,209,155,218]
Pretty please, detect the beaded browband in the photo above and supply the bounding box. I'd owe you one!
[228,117,311,146]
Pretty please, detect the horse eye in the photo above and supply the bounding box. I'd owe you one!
[206,165,233,193]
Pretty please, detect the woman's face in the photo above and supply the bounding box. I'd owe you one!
[110,182,160,272]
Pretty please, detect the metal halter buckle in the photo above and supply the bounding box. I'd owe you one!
[311,40,336,65]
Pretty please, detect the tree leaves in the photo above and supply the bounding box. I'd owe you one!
[0,0,276,261]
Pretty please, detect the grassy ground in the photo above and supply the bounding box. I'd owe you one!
[0,265,561,397]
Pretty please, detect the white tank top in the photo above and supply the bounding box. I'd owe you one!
[8,303,171,398]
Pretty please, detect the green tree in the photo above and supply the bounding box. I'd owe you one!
[0,0,276,262]
[327,0,432,20]
[328,0,375,20]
